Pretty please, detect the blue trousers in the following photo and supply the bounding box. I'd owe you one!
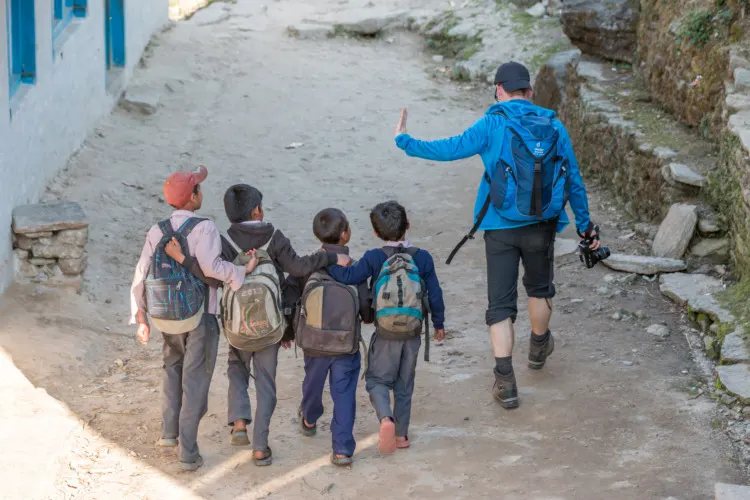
[301,352,361,457]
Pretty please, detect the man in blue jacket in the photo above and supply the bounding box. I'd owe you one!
[394,61,601,409]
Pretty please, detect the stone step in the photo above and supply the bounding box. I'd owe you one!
[662,163,706,188]
[652,204,698,259]
[601,254,686,275]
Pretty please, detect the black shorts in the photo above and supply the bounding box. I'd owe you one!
[484,221,557,326]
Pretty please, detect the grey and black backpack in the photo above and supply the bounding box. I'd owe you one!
[145,217,207,334]
[295,268,362,357]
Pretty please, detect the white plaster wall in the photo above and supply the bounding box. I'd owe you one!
[0,0,168,292]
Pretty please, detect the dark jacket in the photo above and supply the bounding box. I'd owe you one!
[285,243,374,332]
[328,246,446,330]
[182,221,338,342]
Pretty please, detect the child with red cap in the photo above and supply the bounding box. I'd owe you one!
[130,166,257,472]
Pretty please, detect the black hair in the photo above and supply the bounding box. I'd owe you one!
[193,184,200,195]
[370,201,409,242]
[313,208,349,245]
[224,184,263,224]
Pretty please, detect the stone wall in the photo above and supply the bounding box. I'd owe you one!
[637,0,732,137]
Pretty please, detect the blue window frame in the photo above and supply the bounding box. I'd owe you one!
[105,0,125,69]
[6,0,36,99]
[53,0,87,43]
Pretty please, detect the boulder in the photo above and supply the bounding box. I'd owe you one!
[690,238,729,258]
[560,0,639,63]
[601,254,686,275]
[12,201,88,234]
[533,49,581,111]
[716,364,750,400]
[646,323,670,340]
[59,255,88,276]
[721,329,750,364]
[652,204,698,259]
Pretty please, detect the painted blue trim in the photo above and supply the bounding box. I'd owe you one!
[105,0,126,68]
[52,0,74,43]
[7,0,37,100]
[72,0,87,17]
[376,307,423,320]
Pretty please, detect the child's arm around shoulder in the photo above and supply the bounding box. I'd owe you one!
[269,230,342,277]
[417,249,446,340]
[328,249,381,286]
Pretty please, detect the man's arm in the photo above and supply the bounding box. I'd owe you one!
[418,251,445,331]
[328,250,379,285]
[129,228,158,325]
[395,116,489,162]
[192,222,246,291]
[269,230,336,278]
[560,127,593,234]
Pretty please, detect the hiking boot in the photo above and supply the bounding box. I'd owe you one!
[528,332,555,370]
[492,370,519,409]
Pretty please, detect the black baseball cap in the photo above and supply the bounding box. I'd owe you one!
[494,61,531,92]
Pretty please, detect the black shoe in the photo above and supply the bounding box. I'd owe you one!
[528,332,555,370]
[493,370,519,409]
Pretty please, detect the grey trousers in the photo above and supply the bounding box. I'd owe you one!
[226,342,280,451]
[365,333,421,438]
[161,314,220,463]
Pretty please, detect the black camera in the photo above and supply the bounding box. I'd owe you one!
[578,225,610,269]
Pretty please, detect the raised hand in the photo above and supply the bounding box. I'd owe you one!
[395,108,408,137]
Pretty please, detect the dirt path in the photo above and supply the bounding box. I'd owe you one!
[0,1,746,498]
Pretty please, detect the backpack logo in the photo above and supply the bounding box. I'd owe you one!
[533,142,545,157]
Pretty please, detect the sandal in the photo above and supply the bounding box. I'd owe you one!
[298,407,317,437]
[396,436,410,449]
[230,429,250,446]
[330,453,353,467]
[378,418,397,455]
[253,447,273,467]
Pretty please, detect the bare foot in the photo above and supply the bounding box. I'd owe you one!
[253,450,266,460]
[233,419,247,433]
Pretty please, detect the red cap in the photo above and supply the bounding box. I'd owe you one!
[163,165,208,207]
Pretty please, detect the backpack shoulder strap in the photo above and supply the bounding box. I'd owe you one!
[381,245,416,259]
[224,233,242,255]
[177,217,209,237]
[157,219,174,237]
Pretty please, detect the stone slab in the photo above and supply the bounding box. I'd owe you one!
[726,93,750,113]
[734,67,750,90]
[721,328,750,364]
[715,482,750,500]
[309,9,408,36]
[652,204,698,259]
[716,364,750,400]
[286,23,334,40]
[12,201,88,234]
[659,273,734,324]
[554,238,580,258]
[601,254,686,275]
[691,238,729,258]
[665,163,706,187]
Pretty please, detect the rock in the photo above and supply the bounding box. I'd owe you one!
[554,238,580,258]
[601,254,686,274]
[29,258,56,266]
[659,273,723,304]
[12,201,88,234]
[646,323,670,340]
[561,0,638,63]
[533,49,581,111]
[612,311,623,321]
[721,329,750,364]
[187,2,231,26]
[652,204,698,259]
[546,0,562,16]
[119,89,160,115]
[690,238,729,258]
[663,163,706,188]
[716,482,750,500]
[716,364,750,400]
[316,9,408,36]
[13,248,29,261]
[23,231,54,238]
[653,147,678,160]
[432,55,444,63]
[14,251,40,278]
[725,93,750,113]
[59,255,88,276]
[31,241,85,260]
[698,217,721,235]
[734,68,750,91]
[286,23,335,40]
[56,228,89,247]
[13,234,34,250]
[45,266,82,290]
[596,286,611,295]
[721,394,738,406]
[526,2,547,18]
[705,337,720,359]
[634,223,659,240]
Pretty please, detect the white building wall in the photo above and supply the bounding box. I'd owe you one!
[0,0,168,292]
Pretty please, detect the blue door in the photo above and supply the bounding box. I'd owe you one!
[104,0,125,70]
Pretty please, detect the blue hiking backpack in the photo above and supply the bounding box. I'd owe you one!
[145,217,208,334]
[446,110,568,264]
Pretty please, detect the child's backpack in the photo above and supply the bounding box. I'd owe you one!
[373,247,430,361]
[295,267,361,358]
[221,235,286,352]
[447,108,568,265]
[145,217,207,334]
